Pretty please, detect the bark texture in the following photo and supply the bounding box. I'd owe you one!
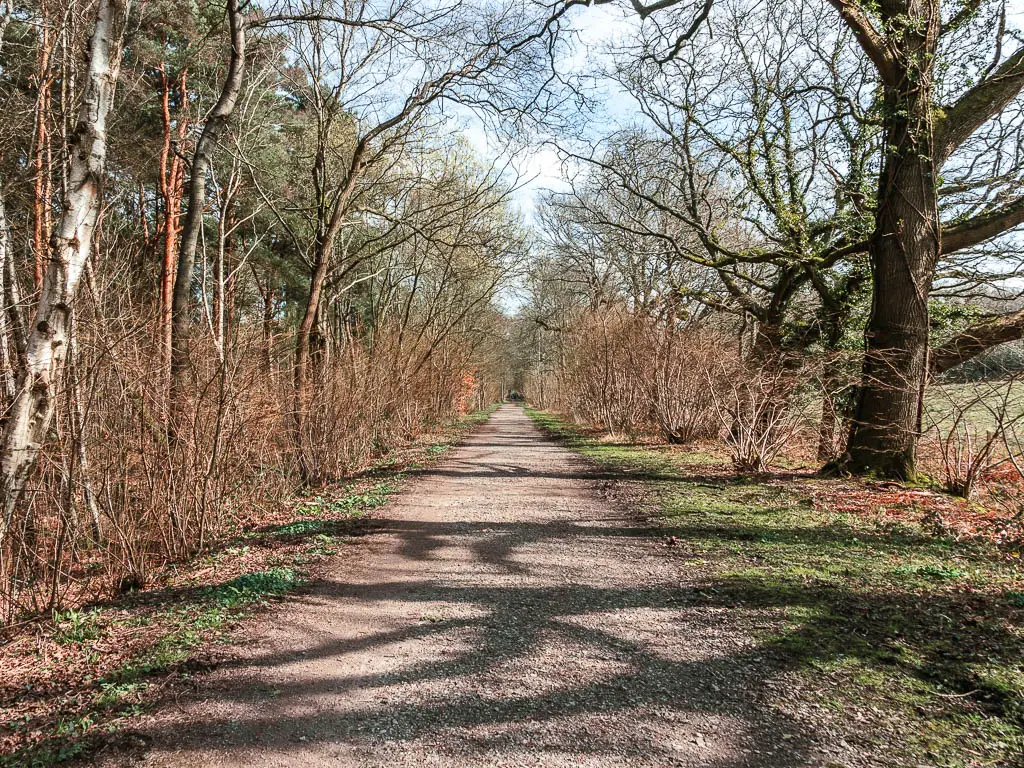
[0,0,129,538]
[841,0,941,479]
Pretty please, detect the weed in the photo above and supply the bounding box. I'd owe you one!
[295,481,397,518]
[893,563,966,581]
[272,519,334,536]
[204,568,302,607]
[52,608,101,646]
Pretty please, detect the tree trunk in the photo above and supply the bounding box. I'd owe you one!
[292,244,330,444]
[843,0,940,479]
[291,157,366,458]
[32,6,53,289]
[262,281,275,374]
[158,63,187,389]
[0,0,129,540]
[168,0,245,414]
[0,185,15,402]
[3,239,26,373]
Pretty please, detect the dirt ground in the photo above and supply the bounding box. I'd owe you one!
[102,404,861,767]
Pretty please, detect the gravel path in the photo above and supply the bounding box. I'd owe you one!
[119,405,840,767]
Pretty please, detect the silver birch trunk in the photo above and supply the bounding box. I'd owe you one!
[0,0,130,542]
[0,186,15,401]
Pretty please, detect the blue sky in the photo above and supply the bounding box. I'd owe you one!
[454,0,1024,227]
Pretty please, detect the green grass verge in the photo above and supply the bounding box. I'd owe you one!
[527,407,1024,768]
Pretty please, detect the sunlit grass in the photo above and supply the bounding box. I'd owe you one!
[527,407,1024,767]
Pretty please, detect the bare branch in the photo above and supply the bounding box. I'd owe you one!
[824,0,897,85]
[934,46,1024,166]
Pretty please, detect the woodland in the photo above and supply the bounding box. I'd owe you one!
[3,0,1024,763]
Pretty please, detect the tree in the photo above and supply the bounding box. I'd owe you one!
[824,0,1024,477]
[242,0,541,471]
[168,0,246,416]
[0,0,131,539]
[551,0,1024,476]
[546,0,879,366]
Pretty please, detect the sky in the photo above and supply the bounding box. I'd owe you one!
[454,0,1024,228]
[457,0,1024,312]
[453,3,639,222]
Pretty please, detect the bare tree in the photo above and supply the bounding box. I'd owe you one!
[0,0,131,538]
[168,0,246,416]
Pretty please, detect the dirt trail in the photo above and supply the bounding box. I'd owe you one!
[116,405,846,767]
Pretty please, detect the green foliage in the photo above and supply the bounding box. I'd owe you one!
[893,563,967,581]
[203,568,302,608]
[929,301,986,347]
[52,608,102,646]
[295,481,398,518]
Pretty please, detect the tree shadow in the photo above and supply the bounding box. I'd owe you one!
[84,408,1024,765]
[704,573,1024,722]
[103,503,1024,766]
[116,574,818,766]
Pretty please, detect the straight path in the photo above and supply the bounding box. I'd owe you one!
[121,405,841,767]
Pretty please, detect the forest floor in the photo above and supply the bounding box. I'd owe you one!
[5,404,1024,767]
[0,408,496,766]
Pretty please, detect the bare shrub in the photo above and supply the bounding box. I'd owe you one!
[925,378,1024,499]
[712,363,810,473]
[635,325,737,444]
[560,310,648,437]
[0,314,480,620]
[556,309,738,443]
[292,328,482,483]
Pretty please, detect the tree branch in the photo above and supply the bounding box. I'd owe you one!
[931,308,1024,375]
[941,0,982,35]
[824,0,897,85]
[941,194,1024,254]
[934,46,1024,166]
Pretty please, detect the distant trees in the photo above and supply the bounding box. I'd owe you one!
[532,0,1024,478]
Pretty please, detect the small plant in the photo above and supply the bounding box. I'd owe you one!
[96,680,148,708]
[1004,591,1024,608]
[52,608,102,646]
[893,563,966,581]
[925,378,1024,499]
[205,568,302,607]
[295,481,396,518]
[273,519,332,536]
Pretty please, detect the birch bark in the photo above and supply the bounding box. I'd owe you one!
[0,0,131,540]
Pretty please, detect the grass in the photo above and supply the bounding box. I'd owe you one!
[0,405,499,767]
[292,480,398,518]
[924,381,1024,457]
[527,407,1024,768]
[2,567,308,768]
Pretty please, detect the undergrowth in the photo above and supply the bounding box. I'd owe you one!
[0,405,498,767]
[527,407,1024,768]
